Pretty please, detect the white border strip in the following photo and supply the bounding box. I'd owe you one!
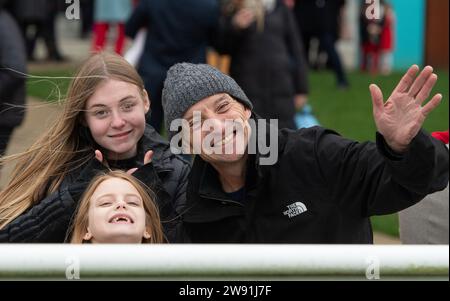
[0,244,448,280]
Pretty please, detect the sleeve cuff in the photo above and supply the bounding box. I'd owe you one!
[375,132,406,161]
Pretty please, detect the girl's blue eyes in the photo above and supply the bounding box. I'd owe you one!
[122,102,136,111]
[92,103,137,118]
[95,111,108,117]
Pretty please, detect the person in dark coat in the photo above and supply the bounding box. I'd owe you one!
[0,53,190,243]
[294,0,349,88]
[0,3,26,158]
[217,0,309,129]
[161,63,448,243]
[9,0,66,61]
[125,0,220,133]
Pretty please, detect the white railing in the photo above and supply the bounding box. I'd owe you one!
[0,244,448,280]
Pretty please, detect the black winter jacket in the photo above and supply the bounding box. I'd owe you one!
[183,125,449,243]
[0,126,190,243]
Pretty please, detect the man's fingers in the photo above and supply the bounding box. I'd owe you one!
[144,150,154,165]
[127,168,138,175]
[422,94,443,116]
[408,66,433,98]
[94,150,103,163]
[369,84,384,115]
[394,65,419,93]
[415,73,438,104]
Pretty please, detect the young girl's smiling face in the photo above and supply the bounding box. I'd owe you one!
[83,177,150,243]
[85,79,150,160]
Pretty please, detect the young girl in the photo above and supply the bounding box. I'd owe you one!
[0,52,190,243]
[70,170,165,244]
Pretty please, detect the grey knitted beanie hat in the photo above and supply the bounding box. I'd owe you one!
[162,63,253,140]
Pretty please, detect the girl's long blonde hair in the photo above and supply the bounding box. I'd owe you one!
[0,52,146,229]
[69,170,165,244]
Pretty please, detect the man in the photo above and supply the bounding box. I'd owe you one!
[162,63,448,243]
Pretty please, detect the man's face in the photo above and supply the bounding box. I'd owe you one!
[182,93,252,164]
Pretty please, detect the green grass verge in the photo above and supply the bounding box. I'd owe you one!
[26,68,75,102]
[309,69,449,140]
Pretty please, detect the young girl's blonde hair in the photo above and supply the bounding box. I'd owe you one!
[69,170,165,244]
[0,52,147,229]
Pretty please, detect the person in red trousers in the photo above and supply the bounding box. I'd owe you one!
[92,0,132,55]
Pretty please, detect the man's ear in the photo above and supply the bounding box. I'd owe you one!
[244,107,252,120]
[143,89,151,114]
[83,229,93,241]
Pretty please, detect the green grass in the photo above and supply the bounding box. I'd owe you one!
[27,68,449,238]
[26,68,75,102]
[371,214,399,237]
[308,69,449,237]
[309,69,449,140]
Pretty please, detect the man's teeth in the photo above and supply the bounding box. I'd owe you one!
[215,133,235,147]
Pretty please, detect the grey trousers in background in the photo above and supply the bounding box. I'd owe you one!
[399,184,449,244]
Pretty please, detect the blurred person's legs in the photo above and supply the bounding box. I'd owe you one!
[319,32,349,88]
[19,21,42,61]
[115,23,126,55]
[92,22,109,52]
[370,51,380,75]
[300,31,313,68]
[361,44,370,72]
[380,51,393,75]
[42,9,66,61]
[80,0,94,39]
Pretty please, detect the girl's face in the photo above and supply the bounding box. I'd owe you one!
[84,177,150,243]
[85,79,150,160]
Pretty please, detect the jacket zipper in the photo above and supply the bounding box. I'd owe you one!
[199,194,245,207]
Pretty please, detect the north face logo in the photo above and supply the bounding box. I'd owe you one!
[283,202,307,218]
